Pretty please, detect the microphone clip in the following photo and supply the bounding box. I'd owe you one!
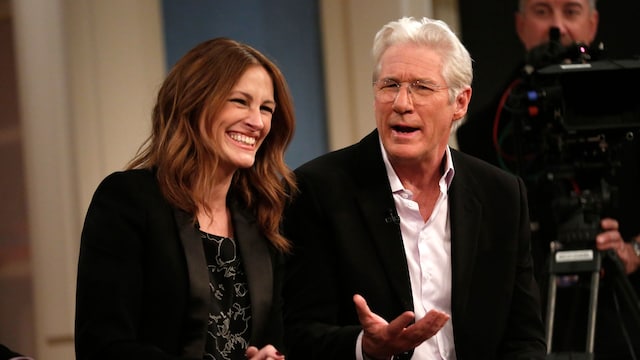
[384,209,400,224]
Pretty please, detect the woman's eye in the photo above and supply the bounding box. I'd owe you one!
[230,98,248,106]
[229,97,273,114]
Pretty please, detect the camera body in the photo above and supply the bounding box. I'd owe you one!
[505,45,640,252]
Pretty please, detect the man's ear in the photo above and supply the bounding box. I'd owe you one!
[453,86,472,121]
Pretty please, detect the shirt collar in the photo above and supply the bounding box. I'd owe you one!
[379,137,456,193]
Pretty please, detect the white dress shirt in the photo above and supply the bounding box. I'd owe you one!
[356,143,457,360]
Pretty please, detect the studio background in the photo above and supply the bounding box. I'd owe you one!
[0,0,637,359]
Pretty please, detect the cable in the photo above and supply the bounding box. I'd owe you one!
[612,290,638,360]
[492,77,521,162]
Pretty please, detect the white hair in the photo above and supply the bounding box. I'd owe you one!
[371,16,473,102]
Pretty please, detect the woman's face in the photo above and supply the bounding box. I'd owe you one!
[213,65,275,173]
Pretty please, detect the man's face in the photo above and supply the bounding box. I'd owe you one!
[373,43,470,168]
[515,0,599,50]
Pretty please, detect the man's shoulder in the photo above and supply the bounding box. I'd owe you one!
[452,149,518,181]
[295,131,379,172]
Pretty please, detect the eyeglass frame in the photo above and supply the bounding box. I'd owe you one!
[372,78,448,105]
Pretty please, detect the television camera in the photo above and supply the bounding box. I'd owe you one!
[498,37,640,357]
[509,54,640,252]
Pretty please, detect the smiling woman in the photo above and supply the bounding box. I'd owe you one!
[74,37,297,360]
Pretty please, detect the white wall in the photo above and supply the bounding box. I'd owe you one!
[11,0,165,358]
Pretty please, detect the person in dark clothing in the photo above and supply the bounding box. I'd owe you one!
[0,344,33,360]
[457,1,640,358]
[74,38,296,360]
[282,16,546,360]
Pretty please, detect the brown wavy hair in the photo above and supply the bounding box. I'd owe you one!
[127,37,297,252]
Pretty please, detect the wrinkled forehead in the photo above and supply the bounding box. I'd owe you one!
[519,0,594,11]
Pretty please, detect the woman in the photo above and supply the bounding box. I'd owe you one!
[75,37,296,360]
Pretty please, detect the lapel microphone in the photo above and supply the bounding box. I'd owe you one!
[384,208,400,224]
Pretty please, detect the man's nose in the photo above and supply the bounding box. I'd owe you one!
[392,85,414,112]
[549,16,570,43]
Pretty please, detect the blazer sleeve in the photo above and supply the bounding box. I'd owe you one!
[448,152,547,359]
[75,171,198,360]
[282,168,364,360]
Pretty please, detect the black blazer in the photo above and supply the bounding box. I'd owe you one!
[75,169,285,360]
[282,130,546,359]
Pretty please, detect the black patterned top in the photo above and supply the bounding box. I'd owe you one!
[200,231,252,360]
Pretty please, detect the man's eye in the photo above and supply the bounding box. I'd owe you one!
[412,81,439,93]
[381,81,400,89]
[412,83,434,92]
[565,8,581,18]
[532,7,550,17]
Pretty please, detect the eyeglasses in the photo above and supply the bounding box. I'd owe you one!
[373,79,448,105]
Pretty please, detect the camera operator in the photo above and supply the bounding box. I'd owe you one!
[457,0,599,169]
[457,0,640,358]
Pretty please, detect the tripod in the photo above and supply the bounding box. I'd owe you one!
[544,245,640,360]
[545,245,601,360]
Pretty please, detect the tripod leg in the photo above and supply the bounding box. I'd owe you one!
[546,273,558,354]
[586,270,600,354]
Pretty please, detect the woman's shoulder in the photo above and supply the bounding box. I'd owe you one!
[98,168,156,187]
[92,168,162,203]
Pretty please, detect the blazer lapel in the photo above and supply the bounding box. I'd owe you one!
[354,131,482,317]
[229,199,272,343]
[354,131,414,312]
[353,138,484,318]
[448,151,482,320]
[174,208,209,358]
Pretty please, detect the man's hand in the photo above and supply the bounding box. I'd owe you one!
[353,294,450,359]
[596,218,640,275]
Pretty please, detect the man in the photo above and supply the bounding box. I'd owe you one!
[457,1,640,358]
[282,16,546,359]
[516,0,598,52]
[457,0,599,169]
